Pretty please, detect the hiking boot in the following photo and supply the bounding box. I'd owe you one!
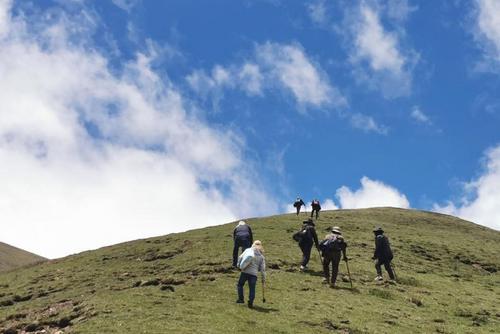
[248,302,253,309]
[374,276,383,281]
[322,278,328,284]
[236,299,244,304]
[329,282,337,288]
[300,265,307,272]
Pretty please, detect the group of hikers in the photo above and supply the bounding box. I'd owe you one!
[231,198,395,308]
[293,197,321,219]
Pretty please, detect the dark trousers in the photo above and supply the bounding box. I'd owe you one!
[296,206,301,215]
[375,259,395,279]
[233,238,251,267]
[311,209,319,219]
[299,242,313,267]
[237,272,257,303]
[323,251,341,284]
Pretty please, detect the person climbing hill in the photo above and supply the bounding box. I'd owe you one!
[293,197,306,215]
[319,226,348,288]
[372,227,395,281]
[232,221,253,268]
[311,199,321,219]
[293,219,319,271]
[236,240,266,309]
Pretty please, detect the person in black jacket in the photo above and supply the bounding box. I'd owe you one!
[372,227,395,281]
[293,197,306,215]
[298,219,319,271]
[311,199,321,219]
[232,221,253,267]
[319,227,348,288]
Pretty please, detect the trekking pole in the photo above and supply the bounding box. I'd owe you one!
[345,259,353,289]
[392,262,398,282]
[262,281,266,303]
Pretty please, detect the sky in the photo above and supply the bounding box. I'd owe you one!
[1,0,499,258]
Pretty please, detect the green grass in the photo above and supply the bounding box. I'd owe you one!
[0,208,499,333]
[0,242,45,273]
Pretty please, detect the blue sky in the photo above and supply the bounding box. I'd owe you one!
[1,0,499,257]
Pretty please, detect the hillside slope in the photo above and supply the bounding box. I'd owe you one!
[0,208,499,333]
[0,242,45,273]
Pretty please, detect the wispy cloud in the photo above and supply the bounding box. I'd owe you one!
[187,42,346,112]
[344,1,418,98]
[307,0,328,26]
[434,144,500,230]
[410,105,431,124]
[350,113,388,134]
[473,0,500,71]
[0,3,276,258]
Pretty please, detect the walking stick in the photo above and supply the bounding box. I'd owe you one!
[344,259,353,289]
[262,281,266,303]
[391,262,398,282]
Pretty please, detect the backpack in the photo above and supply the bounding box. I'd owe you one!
[238,248,255,270]
[293,226,311,243]
[319,236,343,252]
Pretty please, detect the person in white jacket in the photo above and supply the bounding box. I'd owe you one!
[236,240,266,308]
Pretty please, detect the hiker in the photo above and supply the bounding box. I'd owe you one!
[319,226,348,288]
[293,197,306,215]
[236,240,266,308]
[311,199,321,219]
[293,219,319,271]
[232,221,253,268]
[372,227,395,281]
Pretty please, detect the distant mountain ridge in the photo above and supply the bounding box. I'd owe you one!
[0,242,46,272]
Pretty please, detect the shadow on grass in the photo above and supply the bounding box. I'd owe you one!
[251,305,279,313]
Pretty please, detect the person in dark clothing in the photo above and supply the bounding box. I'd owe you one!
[232,221,253,267]
[372,227,395,281]
[311,199,321,219]
[298,219,319,271]
[319,227,348,288]
[293,197,306,215]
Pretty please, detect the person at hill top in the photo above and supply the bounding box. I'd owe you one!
[232,221,253,268]
[372,227,395,281]
[319,226,348,288]
[293,219,319,271]
[311,199,321,219]
[293,197,306,215]
[236,240,266,309]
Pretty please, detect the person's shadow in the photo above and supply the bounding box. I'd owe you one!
[251,305,279,313]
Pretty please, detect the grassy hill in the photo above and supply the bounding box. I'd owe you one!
[0,208,499,333]
[0,242,45,273]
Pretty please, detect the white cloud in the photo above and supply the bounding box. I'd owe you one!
[307,0,328,26]
[256,42,345,108]
[474,0,500,69]
[410,106,431,124]
[322,198,339,211]
[0,4,276,258]
[347,2,416,98]
[0,0,12,38]
[336,176,410,209]
[434,144,500,231]
[187,42,346,111]
[111,0,139,12]
[386,0,418,22]
[350,113,388,134]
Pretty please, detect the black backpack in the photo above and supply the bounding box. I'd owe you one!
[293,226,311,242]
